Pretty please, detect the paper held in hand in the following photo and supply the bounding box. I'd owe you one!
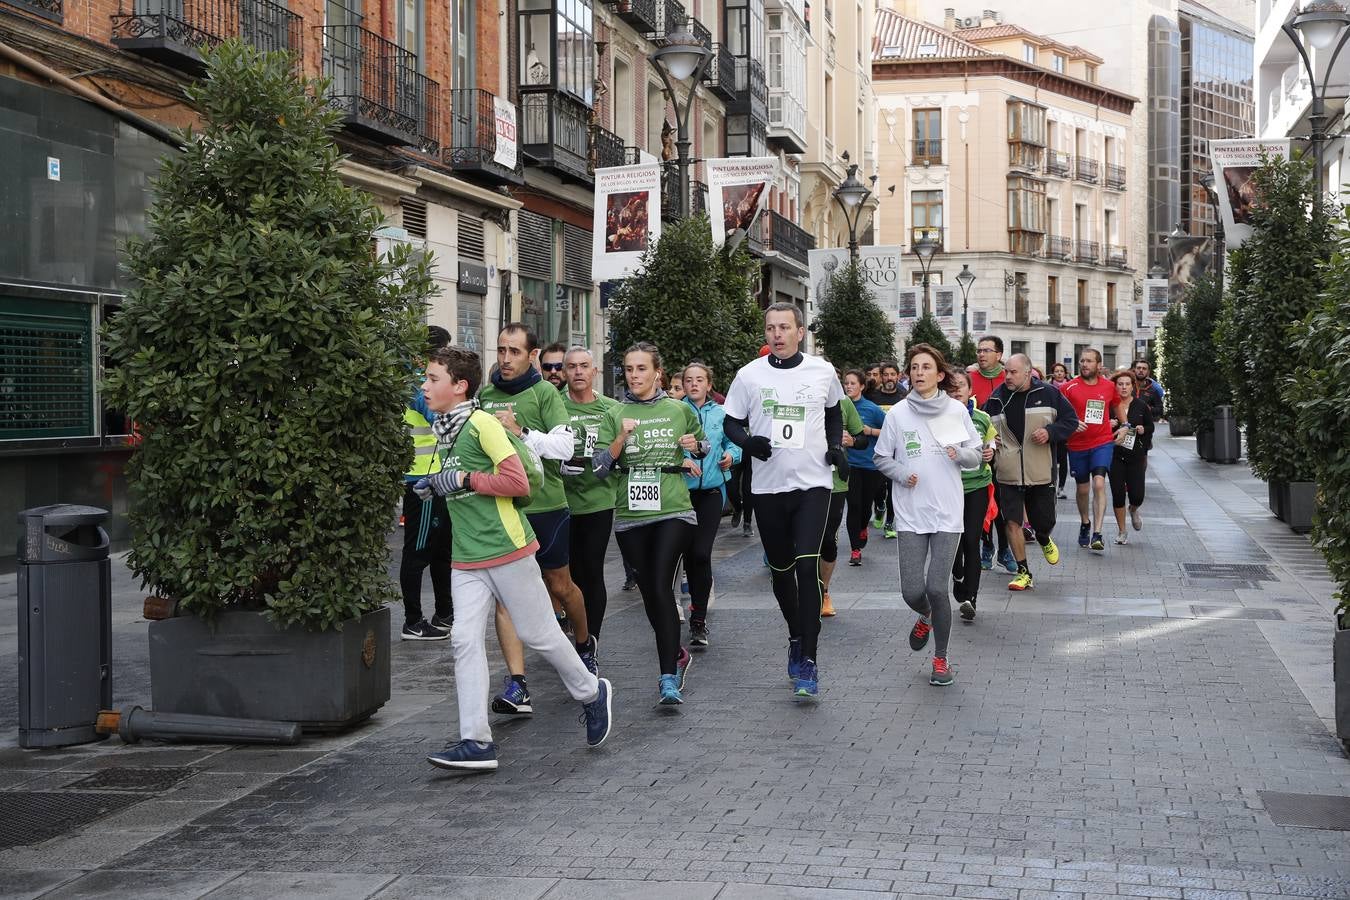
[927,411,970,447]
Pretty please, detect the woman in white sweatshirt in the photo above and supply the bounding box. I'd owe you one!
[873,344,984,686]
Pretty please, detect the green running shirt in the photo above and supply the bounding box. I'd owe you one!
[832,395,865,493]
[561,393,619,515]
[599,398,705,523]
[477,379,570,514]
[440,410,537,567]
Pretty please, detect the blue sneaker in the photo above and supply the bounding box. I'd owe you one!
[787,637,803,681]
[980,543,994,571]
[675,645,692,690]
[998,547,1017,574]
[490,675,532,714]
[427,740,498,771]
[581,677,612,747]
[578,636,599,676]
[658,674,683,705]
[794,658,819,699]
[1078,522,1091,548]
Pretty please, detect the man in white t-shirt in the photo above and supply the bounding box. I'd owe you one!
[723,302,847,701]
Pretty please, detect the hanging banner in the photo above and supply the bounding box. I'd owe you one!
[1142,277,1169,328]
[592,163,662,282]
[896,287,919,323]
[1209,138,1291,248]
[933,285,960,340]
[1167,234,1212,305]
[706,156,777,247]
[492,97,517,170]
[971,309,988,334]
[808,246,905,327]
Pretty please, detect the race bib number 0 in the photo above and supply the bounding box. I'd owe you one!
[771,404,807,449]
[627,469,661,512]
[1085,399,1106,425]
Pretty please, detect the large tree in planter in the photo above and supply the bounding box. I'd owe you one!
[103,42,432,631]
[1175,273,1231,435]
[1156,299,1190,420]
[811,260,895,370]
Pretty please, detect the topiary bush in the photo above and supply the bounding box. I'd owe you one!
[1157,298,1190,420]
[811,259,895,369]
[1176,273,1230,434]
[903,311,955,362]
[102,42,432,631]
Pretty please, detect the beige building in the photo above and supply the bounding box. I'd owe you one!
[872,8,1140,372]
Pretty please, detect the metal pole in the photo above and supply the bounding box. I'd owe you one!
[962,295,969,341]
[922,273,931,317]
[652,51,713,220]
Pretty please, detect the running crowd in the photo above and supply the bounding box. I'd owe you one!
[401,309,1165,772]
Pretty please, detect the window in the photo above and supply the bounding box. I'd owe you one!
[725,0,765,60]
[1023,42,1036,63]
[1077,279,1090,327]
[824,74,834,143]
[1052,54,1065,73]
[768,33,783,89]
[1008,175,1046,254]
[1104,345,1117,370]
[452,0,474,88]
[398,0,423,65]
[1011,340,1028,358]
[613,57,634,143]
[1104,209,1117,247]
[1007,100,1046,146]
[1047,276,1060,325]
[911,190,943,246]
[518,0,594,104]
[647,82,666,152]
[1046,341,1060,369]
[1085,64,1098,83]
[913,108,941,163]
[1,295,95,441]
[1106,282,1118,330]
[1013,272,1029,324]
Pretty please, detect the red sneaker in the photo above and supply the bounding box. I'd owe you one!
[848,550,862,566]
[908,617,931,651]
[930,657,954,686]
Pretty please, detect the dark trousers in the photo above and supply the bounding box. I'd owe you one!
[1056,441,1069,492]
[754,487,830,661]
[1110,451,1147,509]
[952,486,988,604]
[685,489,724,621]
[874,477,894,527]
[846,468,882,552]
[729,459,754,525]
[569,508,613,635]
[616,519,693,675]
[821,490,847,564]
[399,485,452,625]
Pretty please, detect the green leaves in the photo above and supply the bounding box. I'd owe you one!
[812,260,896,369]
[904,312,955,364]
[1163,274,1229,430]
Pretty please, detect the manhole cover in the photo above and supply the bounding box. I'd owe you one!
[1259,791,1350,830]
[1190,605,1285,620]
[1182,563,1276,581]
[63,767,197,793]
[0,792,144,850]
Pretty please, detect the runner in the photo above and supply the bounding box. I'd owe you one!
[723,303,846,699]
[416,347,611,771]
[560,347,619,636]
[681,361,740,648]
[1109,369,1155,544]
[1133,359,1166,423]
[942,366,997,622]
[538,342,567,390]
[820,382,869,616]
[866,363,882,393]
[968,336,1015,574]
[667,368,686,402]
[873,344,982,686]
[593,342,706,704]
[864,359,905,539]
[841,369,885,567]
[1049,362,1071,498]
[477,323,596,717]
[1061,348,1118,552]
[985,354,1078,591]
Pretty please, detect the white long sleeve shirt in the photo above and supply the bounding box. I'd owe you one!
[873,394,982,534]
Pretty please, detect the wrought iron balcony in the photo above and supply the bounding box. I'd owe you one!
[1106,244,1128,268]
[1048,299,1062,326]
[318,24,439,151]
[692,180,709,217]
[1105,163,1126,190]
[912,138,941,165]
[1106,310,1120,330]
[648,0,686,41]
[444,88,523,186]
[1078,301,1091,326]
[112,0,301,73]
[703,42,737,102]
[911,227,943,251]
[609,0,658,33]
[762,210,814,266]
[1074,239,1099,264]
[688,16,712,49]
[520,90,591,184]
[1045,235,1072,259]
[12,0,62,24]
[728,57,768,122]
[1074,155,1099,183]
[1045,149,1071,177]
[589,123,627,174]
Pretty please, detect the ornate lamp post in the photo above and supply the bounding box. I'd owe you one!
[912,232,939,316]
[649,33,713,218]
[955,263,976,340]
[1282,2,1350,194]
[831,163,872,260]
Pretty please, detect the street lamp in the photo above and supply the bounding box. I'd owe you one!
[1199,172,1226,285]
[1282,1,1350,194]
[912,232,939,316]
[649,32,713,218]
[831,162,872,260]
[955,264,976,340]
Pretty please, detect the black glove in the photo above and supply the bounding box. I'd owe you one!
[744,435,773,461]
[826,445,849,481]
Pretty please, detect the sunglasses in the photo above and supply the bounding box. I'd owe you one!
[540,362,565,372]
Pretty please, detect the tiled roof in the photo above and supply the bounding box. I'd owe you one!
[955,23,1104,64]
[873,8,995,61]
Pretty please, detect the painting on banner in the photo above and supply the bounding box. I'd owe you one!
[706,157,777,247]
[807,246,905,324]
[1142,278,1169,328]
[592,163,662,282]
[1210,139,1291,248]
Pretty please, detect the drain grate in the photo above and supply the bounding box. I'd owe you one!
[1185,578,1256,591]
[0,792,144,850]
[63,767,198,793]
[1181,563,1276,581]
[1190,605,1285,620]
[1259,791,1350,830]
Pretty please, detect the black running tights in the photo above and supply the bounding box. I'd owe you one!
[846,468,882,552]
[569,508,613,635]
[753,487,830,661]
[951,486,988,604]
[685,489,724,621]
[616,519,692,675]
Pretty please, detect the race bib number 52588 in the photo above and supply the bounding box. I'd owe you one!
[771,404,807,449]
[627,470,661,511]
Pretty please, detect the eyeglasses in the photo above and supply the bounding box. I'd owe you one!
[977,348,997,353]
[540,362,564,372]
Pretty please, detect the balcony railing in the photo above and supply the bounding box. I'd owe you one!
[318,24,439,151]
[521,90,591,183]
[112,0,301,72]
[1106,310,1119,330]
[732,57,768,121]
[762,210,814,266]
[1078,302,1091,326]
[703,42,737,101]
[912,138,941,165]
[1045,235,1072,259]
[1106,245,1128,268]
[1075,239,1099,264]
[648,0,687,41]
[659,164,708,220]
[445,88,523,186]
[16,0,63,23]
[1048,299,1061,326]
[1074,155,1099,183]
[1105,163,1126,190]
[590,123,627,174]
[911,227,943,251]
[610,0,658,33]
[1015,292,1030,325]
[1045,149,1071,177]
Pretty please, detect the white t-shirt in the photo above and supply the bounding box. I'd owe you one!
[724,352,845,494]
[872,394,983,533]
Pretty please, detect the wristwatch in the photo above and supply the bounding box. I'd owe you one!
[462,472,473,493]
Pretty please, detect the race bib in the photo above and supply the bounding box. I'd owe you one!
[1085,399,1106,425]
[1120,430,1136,450]
[771,404,807,449]
[627,469,661,512]
[583,426,598,457]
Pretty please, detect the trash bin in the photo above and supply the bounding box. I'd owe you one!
[16,505,112,748]
[1211,405,1241,464]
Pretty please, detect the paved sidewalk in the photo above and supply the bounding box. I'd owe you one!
[1,427,1348,899]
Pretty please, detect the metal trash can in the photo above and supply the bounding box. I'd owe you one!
[16,505,112,748]
[1212,405,1241,464]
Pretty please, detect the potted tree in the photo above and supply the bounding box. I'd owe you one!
[102,43,431,730]
[810,259,896,369]
[1177,275,1236,462]
[1158,299,1193,436]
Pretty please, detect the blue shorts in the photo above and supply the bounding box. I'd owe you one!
[526,508,571,570]
[1068,443,1114,484]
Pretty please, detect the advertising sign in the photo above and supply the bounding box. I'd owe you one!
[493,97,517,170]
[1209,138,1291,248]
[706,156,777,247]
[592,163,663,282]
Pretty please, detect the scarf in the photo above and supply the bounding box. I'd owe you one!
[905,388,949,418]
[623,387,667,405]
[977,363,1005,379]
[432,399,479,451]
[490,366,541,396]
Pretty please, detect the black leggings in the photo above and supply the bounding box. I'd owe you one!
[846,468,882,551]
[952,486,988,604]
[874,477,894,526]
[685,489,724,621]
[399,486,452,625]
[753,487,830,661]
[1110,452,1147,509]
[569,508,613,635]
[821,490,847,564]
[1056,441,1069,492]
[615,518,693,675]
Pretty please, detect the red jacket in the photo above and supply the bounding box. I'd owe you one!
[966,365,1006,409]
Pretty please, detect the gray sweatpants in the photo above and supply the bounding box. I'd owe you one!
[896,531,961,658]
[451,554,599,743]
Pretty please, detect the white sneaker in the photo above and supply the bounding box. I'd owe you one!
[1130,507,1143,531]
[1115,531,1128,545]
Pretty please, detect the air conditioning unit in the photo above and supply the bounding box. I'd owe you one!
[959,16,979,27]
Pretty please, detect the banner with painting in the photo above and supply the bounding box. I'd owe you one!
[807,246,910,332]
[1209,138,1291,249]
[706,156,778,247]
[592,163,662,282]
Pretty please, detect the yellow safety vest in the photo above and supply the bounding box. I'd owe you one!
[404,407,443,478]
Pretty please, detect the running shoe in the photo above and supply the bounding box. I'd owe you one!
[980,543,994,570]
[557,613,573,638]
[1022,523,1036,544]
[884,525,898,539]
[909,617,932,651]
[872,513,884,529]
[1042,538,1060,565]
[490,676,532,714]
[580,677,612,747]
[848,550,862,567]
[742,523,754,538]
[821,591,836,617]
[578,635,599,675]
[427,740,498,771]
[398,514,406,527]
[689,619,709,648]
[1115,531,1128,545]
[787,637,803,680]
[1131,506,1143,531]
[998,547,1018,574]
[1078,522,1091,548]
[401,619,449,641]
[930,657,954,686]
[1057,490,1067,500]
[730,511,741,529]
[1090,532,1105,552]
[959,600,976,622]
[429,613,454,631]
[658,674,683,705]
[675,645,693,690]
[794,658,819,699]
[1008,571,1033,591]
